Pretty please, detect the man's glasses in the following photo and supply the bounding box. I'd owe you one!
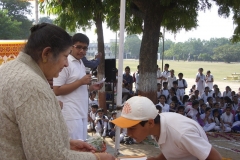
[72,45,88,51]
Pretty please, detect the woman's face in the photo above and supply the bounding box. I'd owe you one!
[43,47,70,79]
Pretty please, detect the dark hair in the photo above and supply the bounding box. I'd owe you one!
[182,95,189,104]
[171,96,178,102]
[213,102,219,107]
[177,105,185,112]
[91,104,99,109]
[173,81,178,85]
[72,33,89,45]
[23,23,71,62]
[205,107,211,112]
[156,104,162,111]
[159,94,166,100]
[192,100,199,106]
[125,66,130,70]
[207,97,213,102]
[165,64,169,68]
[139,114,160,127]
[89,91,97,97]
[224,96,232,104]
[178,73,183,76]
[163,82,168,85]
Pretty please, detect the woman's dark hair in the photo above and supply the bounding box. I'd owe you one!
[72,33,89,45]
[23,23,72,62]
[139,114,160,127]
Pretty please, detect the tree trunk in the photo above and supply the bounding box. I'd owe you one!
[138,1,164,104]
[95,14,107,113]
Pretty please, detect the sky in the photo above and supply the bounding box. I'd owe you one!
[32,2,235,43]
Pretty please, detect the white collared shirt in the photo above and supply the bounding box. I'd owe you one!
[53,54,88,120]
[157,113,211,160]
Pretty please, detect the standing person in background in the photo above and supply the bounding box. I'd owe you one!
[0,23,114,160]
[205,70,214,90]
[177,72,188,98]
[133,65,140,94]
[167,69,176,89]
[161,63,170,84]
[53,33,103,141]
[196,68,205,96]
[123,66,134,93]
[157,65,162,84]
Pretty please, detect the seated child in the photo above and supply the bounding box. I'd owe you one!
[221,106,233,132]
[169,101,177,112]
[212,109,221,131]
[232,106,240,132]
[108,111,117,139]
[200,107,216,132]
[95,108,109,137]
[157,95,169,112]
[176,105,185,116]
[187,100,199,122]
[87,104,98,131]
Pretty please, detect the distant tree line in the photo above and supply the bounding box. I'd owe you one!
[120,35,240,63]
[159,38,240,63]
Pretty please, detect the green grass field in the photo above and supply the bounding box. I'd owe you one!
[116,59,240,82]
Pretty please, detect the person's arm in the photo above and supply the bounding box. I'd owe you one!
[53,74,91,96]
[206,147,222,160]
[81,56,100,69]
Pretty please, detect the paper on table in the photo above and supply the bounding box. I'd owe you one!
[118,155,147,160]
[93,78,106,84]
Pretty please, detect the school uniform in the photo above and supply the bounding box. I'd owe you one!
[221,112,233,132]
[95,115,109,136]
[155,113,212,160]
[158,103,170,112]
[200,114,216,132]
[205,75,214,90]
[196,73,205,95]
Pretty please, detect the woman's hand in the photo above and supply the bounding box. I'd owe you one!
[70,139,96,152]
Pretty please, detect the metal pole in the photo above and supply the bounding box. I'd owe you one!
[115,32,117,59]
[114,0,126,157]
[161,27,165,70]
[35,0,38,24]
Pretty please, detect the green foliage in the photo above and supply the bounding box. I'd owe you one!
[39,16,54,24]
[0,0,33,39]
[0,10,21,39]
[124,35,141,58]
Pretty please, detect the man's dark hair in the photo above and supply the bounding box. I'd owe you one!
[72,33,89,45]
[125,66,130,70]
[178,73,183,76]
[165,64,169,68]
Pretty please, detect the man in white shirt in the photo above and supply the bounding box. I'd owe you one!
[112,96,222,160]
[53,33,102,140]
